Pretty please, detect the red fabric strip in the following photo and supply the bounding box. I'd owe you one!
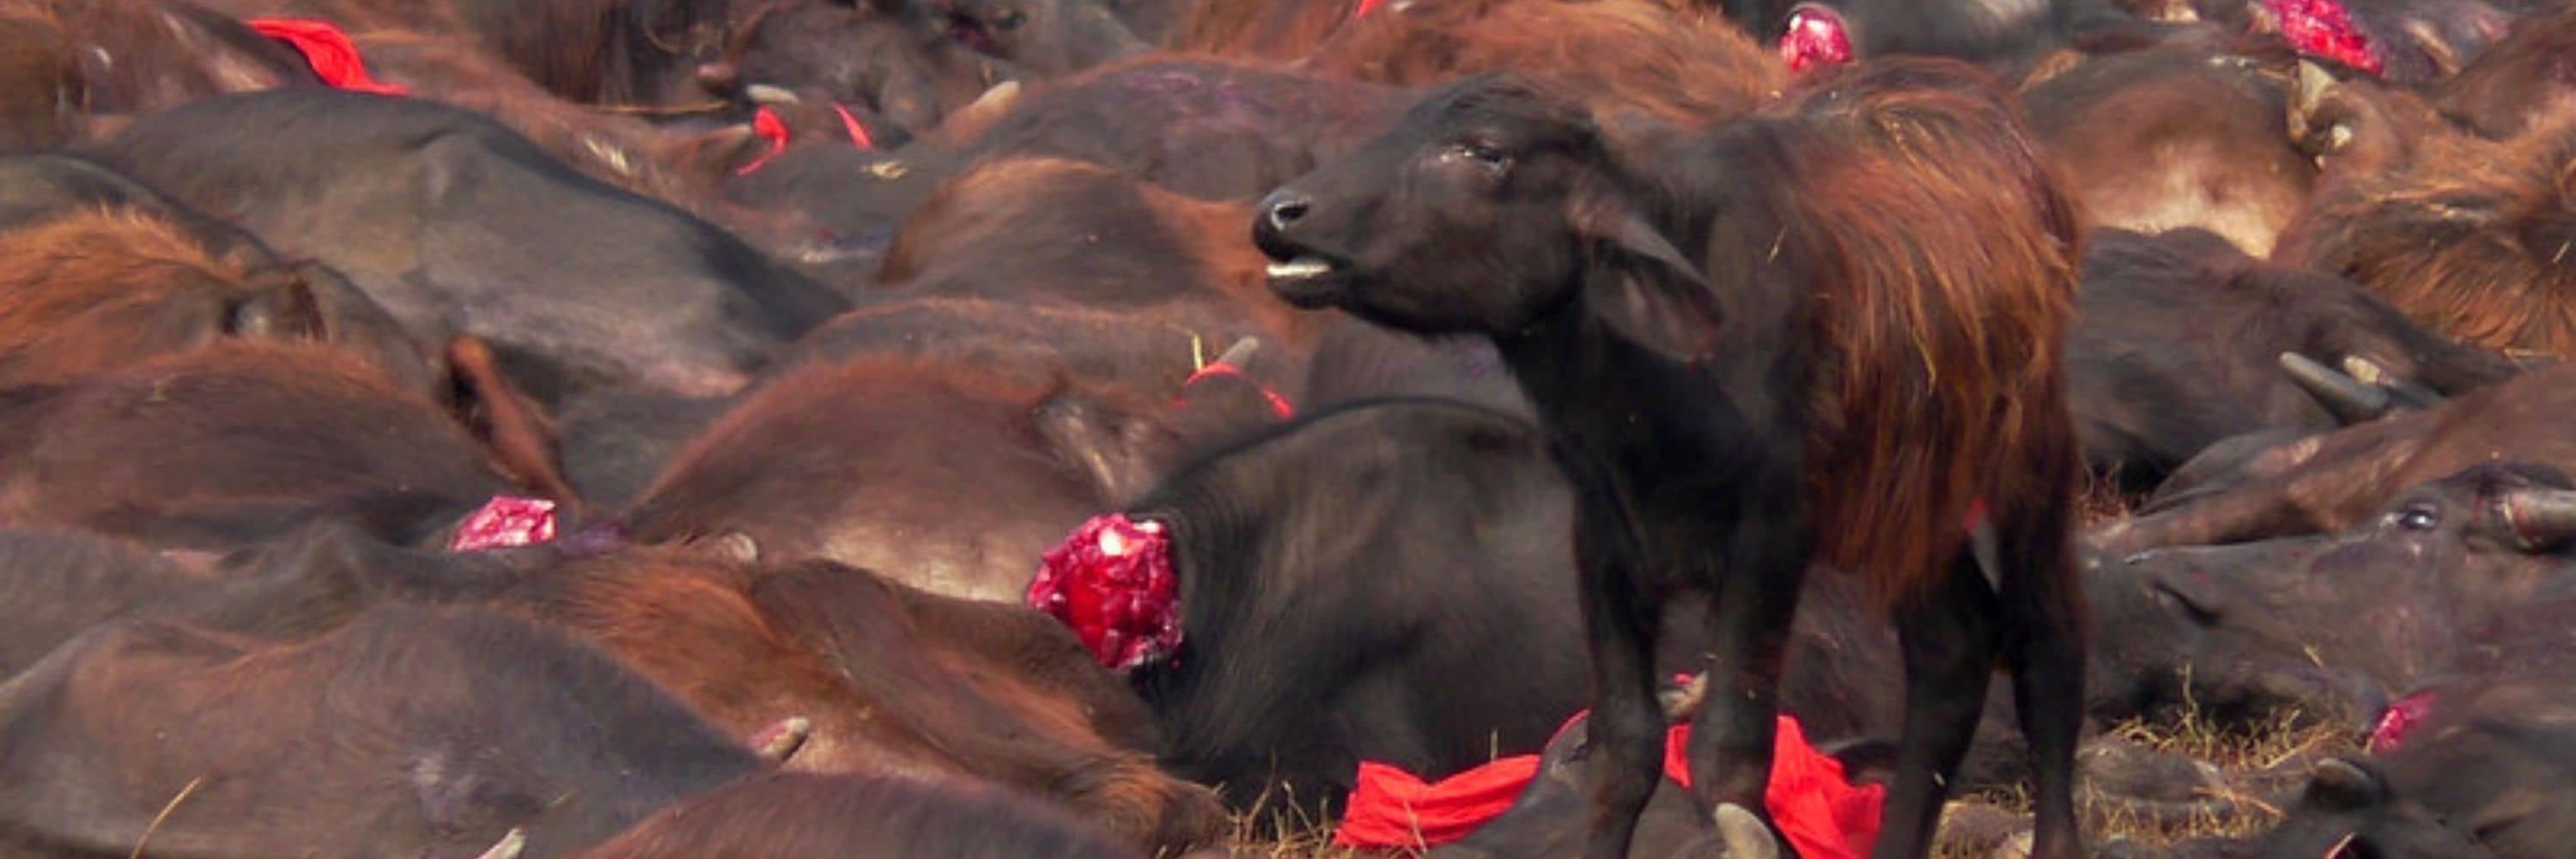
[828,101,877,149]
[1334,715,1881,858]
[734,107,793,176]
[247,19,410,96]
[1182,361,1297,420]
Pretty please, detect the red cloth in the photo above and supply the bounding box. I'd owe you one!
[1351,0,1391,21]
[828,101,878,150]
[248,19,410,95]
[1336,715,1882,857]
[734,107,794,177]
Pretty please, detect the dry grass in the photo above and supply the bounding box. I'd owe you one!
[1226,705,2360,857]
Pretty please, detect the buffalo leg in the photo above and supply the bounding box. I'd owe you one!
[2003,509,2087,859]
[1682,523,1807,837]
[1873,555,2002,859]
[1577,527,1664,859]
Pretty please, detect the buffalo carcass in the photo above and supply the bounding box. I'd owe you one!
[1252,61,2087,858]
[88,89,848,403]
[2069,227,2517,492]
[0,605,763,856]
[2020,50,2318,257]
[0,342,574,550]
[2093,361,2576,555]
[2241,593,2576,859]
[2089,462,2576,728]
[2272,70,2576,358]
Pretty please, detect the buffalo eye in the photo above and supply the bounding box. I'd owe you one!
[2392,503,2439,531]
[1453,141,1511,175]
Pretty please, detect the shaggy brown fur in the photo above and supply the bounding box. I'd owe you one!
[2276,107,2576,357]
[0,8,77,148]
[0,210,320,387]
[1764,64,2087,610]
[1300,0,1783,127]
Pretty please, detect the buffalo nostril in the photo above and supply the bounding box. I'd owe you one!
[1265,197,1310,231]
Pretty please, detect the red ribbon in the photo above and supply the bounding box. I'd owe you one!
[735,103,878,177]
[1334,714,1882,857]
[1182,361,1297,420]
[248,18,410,96]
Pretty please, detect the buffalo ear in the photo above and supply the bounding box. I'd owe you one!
[225,271,326,341]
[1569,179,1722,361]
[441,337,582,507]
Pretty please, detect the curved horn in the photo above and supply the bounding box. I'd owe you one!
[1212,337,1261,368]
[1714,803,1780,859]
[743,83,801,106]
[2281,352,2391,424]
[470,829,526,859]
[2498,488,2576,550]
[2340,356,2443,410]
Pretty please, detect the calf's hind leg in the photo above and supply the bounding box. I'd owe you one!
[1872,555,2002,859]
[2002,507,2087,859]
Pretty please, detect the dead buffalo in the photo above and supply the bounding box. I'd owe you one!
[2069,227,2518,492]
[88,88,848,403]
[2433,0,2576,139]
[0,604,763,856]
[1252,61,2087,858]
[0,341,573,550]
[2092,362,2576,554]
[953,56,1406,200]
[574,772,1141,858]
[2087,462,2576,728]
[2020,49,2318,257]
[2243,591,2576,857]
[2272,71,2576,358]
[1298,0,1784,128]
[621,354,1249,600]
[0,527,210,681]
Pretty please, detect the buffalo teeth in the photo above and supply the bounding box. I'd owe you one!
[1267,257,1335,280]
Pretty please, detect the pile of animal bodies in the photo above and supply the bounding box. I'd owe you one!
[3,0,2574,854]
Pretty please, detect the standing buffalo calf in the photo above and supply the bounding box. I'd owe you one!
[1252,61,2086,858]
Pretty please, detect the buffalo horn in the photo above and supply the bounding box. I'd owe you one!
[2281,352,2391,424]
[743,83,801,106]
[1714,803,1779,859]
[2499,489,2576,550]
[469,829,526,859]
[1212,337,1261,369]
[2340,356,2444,410]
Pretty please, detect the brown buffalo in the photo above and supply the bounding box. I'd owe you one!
[0,341,573,549]
[0,210,325,386]
[2092,362,2576,554]
[2433,0,2576,139]
[503,548,1229,853]
[0,604,765,857]
[622,354,1249,600]
[951,55,1406,199]
[1252,60,2087,858]
[1300,0,1785,128]
[2021,49,2318,256]
[2273,70,2576,356]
